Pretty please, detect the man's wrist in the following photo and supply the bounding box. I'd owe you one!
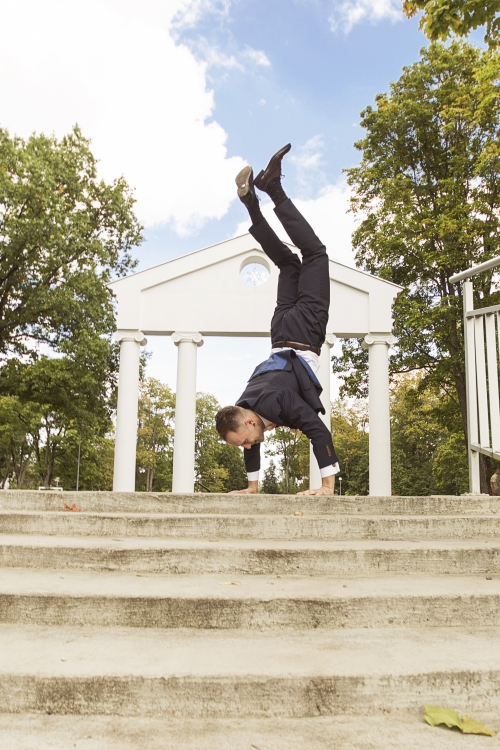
[320,463,339,478]
[321,474,335,492]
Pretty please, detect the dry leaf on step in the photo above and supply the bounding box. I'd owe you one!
[461,715,497,736]
[424,705,497,736]
[294,511,303,516]
[63,503,82,512]
[220,581,241,586]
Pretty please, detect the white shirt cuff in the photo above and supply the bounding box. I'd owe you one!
[247,471,259,482]
[320,463,340,478]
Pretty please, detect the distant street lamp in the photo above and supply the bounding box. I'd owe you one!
[76,435,81,491]
[339,477,342,496]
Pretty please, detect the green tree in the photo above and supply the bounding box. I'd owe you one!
[0,124,142,489]
[55,432,115,492]
[330,399,369,495]
[0,334,116,487]
[264,428,309,493]
[195,392,247,492]
[136,378,175,492]
[261,460,281,494]
[216,442,248,492]
[390,373,469,495]
[0,125,142,358]
[0,396,40,487]
[336,41,500,492]
[403,0,500,47]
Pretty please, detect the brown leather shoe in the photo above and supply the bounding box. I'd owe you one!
[235,165,256,205]
[254,143,291,191]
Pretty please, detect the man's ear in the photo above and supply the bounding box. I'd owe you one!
[244,417,256,427]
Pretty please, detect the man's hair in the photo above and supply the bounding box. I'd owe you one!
[215,405,245,439]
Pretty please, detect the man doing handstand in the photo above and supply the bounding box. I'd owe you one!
[215,144,339,496]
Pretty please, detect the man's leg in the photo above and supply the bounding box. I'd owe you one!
[275,199,330,348]
[250,219,300,313]
[236,166,301,336]
[254,149,330,348]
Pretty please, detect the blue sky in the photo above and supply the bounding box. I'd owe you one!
[144,0,427,263]
[0,0,462,408]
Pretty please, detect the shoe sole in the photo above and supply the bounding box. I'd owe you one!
[235,166,253,197]
[254,143,291,191]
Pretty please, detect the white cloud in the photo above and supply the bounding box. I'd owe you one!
[290,135,325,176]
[288,135,328,199]
[234,179,358,268]
[242,46,271,67]
[172,0,233,31]
[329,0,402,33]
[194,38,244,70]
[0,0,246,232]
[189,40,272,75]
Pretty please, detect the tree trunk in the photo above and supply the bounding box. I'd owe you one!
[16,457,30,487]
[42,446,56,487]
[11,443,31,488]
[1,458,12,488]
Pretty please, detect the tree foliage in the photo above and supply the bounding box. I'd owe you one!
[0,123,143,490]
[135,378,175,492]
[261,460,281,494]
[391,373,469,495]
[195,392,247,492]
[0,125,142,357]
[330,399,369,495]
[403,0,500,47]
[0,335,116,487]
[336,41,500,491]
[264,427,309,493]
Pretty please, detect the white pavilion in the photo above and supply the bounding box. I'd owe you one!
[108,234,401,496]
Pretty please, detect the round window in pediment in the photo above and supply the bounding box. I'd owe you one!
[240,256,270,286]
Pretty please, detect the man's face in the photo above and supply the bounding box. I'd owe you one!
[225,418,265,450]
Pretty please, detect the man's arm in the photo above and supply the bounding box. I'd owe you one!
[228,442,260,494]
[277,390,339,496]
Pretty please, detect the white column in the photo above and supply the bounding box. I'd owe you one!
[362,333,396,496]
[171,332,204,493]
[310,335,336,490]
[113,330,147,492]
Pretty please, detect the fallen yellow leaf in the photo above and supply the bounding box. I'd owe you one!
[424,705,461,729]
[220,581,241,586]
[294,511,303,516]
[424,705,497,736]
[461,715,497,736]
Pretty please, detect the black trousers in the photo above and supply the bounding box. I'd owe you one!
[249,199,330,350]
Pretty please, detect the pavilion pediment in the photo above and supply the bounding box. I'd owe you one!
[108,233,401,337]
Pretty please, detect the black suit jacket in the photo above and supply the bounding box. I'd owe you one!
[236,350,338,474]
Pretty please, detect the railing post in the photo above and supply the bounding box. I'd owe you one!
[464,281,481,493]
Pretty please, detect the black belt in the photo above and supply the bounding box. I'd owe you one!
[272,340,321,356]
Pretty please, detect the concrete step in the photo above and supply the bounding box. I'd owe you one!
[1,489,499,516]
[2,510,500,540]
[0,624,499,716]
[1,714,499,750]
[1,569,499,629]
[2,535,500,575]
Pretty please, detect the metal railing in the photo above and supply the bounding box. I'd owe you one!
[450,255,500,492]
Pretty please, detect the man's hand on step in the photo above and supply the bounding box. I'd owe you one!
[297,475,335,496]
[228,480,259,495]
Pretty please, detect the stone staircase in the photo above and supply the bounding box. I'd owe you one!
[0,490,499,749]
